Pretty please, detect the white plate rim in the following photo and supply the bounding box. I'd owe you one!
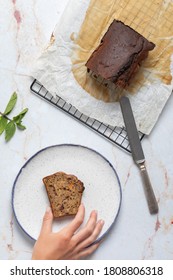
[11,144,122,242]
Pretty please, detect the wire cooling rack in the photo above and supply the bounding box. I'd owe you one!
[30,79,145,153]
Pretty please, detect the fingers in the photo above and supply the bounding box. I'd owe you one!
[73,219,104,252]
[73,210,98,244]
[40,206,53,235]
[74,241,101,259]
[62,204,85,237]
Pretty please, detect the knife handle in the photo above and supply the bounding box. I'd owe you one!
[139,163,159,214]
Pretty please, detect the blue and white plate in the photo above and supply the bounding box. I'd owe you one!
[12,144,122,241]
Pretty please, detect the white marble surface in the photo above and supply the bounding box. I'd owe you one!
[0,0,173,260]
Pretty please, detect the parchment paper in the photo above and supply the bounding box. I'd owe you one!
[32,0,173,135]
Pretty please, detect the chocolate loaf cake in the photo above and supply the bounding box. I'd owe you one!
[43,171,85,218]
[86,20,155,88]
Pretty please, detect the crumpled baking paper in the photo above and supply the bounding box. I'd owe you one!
[32,0,173,135]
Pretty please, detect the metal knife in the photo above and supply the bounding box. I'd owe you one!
[120,96,158,214]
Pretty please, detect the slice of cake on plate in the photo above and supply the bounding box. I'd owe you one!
[43,171,85,218]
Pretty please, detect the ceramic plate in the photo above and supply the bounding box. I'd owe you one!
[12,144,122,241]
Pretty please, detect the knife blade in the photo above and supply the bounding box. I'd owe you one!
[120,96,158,214]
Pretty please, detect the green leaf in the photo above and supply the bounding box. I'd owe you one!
[13,108,28,124]
[5,121,16,141]
[0,116,8,135]
[4,92,17,115]
[17,123,26,130]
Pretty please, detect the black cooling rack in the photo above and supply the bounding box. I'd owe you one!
[30,79,145,153]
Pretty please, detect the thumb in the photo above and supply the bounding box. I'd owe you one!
[41,206,53,235]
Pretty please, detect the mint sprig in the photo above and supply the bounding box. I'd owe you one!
[4,92,17,115]
[5,121,16,142]
[0,116,8,135]
[0,92,28,141]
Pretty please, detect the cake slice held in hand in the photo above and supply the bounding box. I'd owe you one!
[43,172,85,218]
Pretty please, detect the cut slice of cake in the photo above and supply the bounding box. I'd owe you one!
[86,20,155,88]
[43,171,85,218]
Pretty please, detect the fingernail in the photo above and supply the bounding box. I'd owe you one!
[46,206,51,213]
[90,210,97,216]
[100,219,104,225]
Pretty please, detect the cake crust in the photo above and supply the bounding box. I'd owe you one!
[43,172,85,218]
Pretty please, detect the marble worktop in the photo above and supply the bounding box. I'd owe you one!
[0,0,173,260]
